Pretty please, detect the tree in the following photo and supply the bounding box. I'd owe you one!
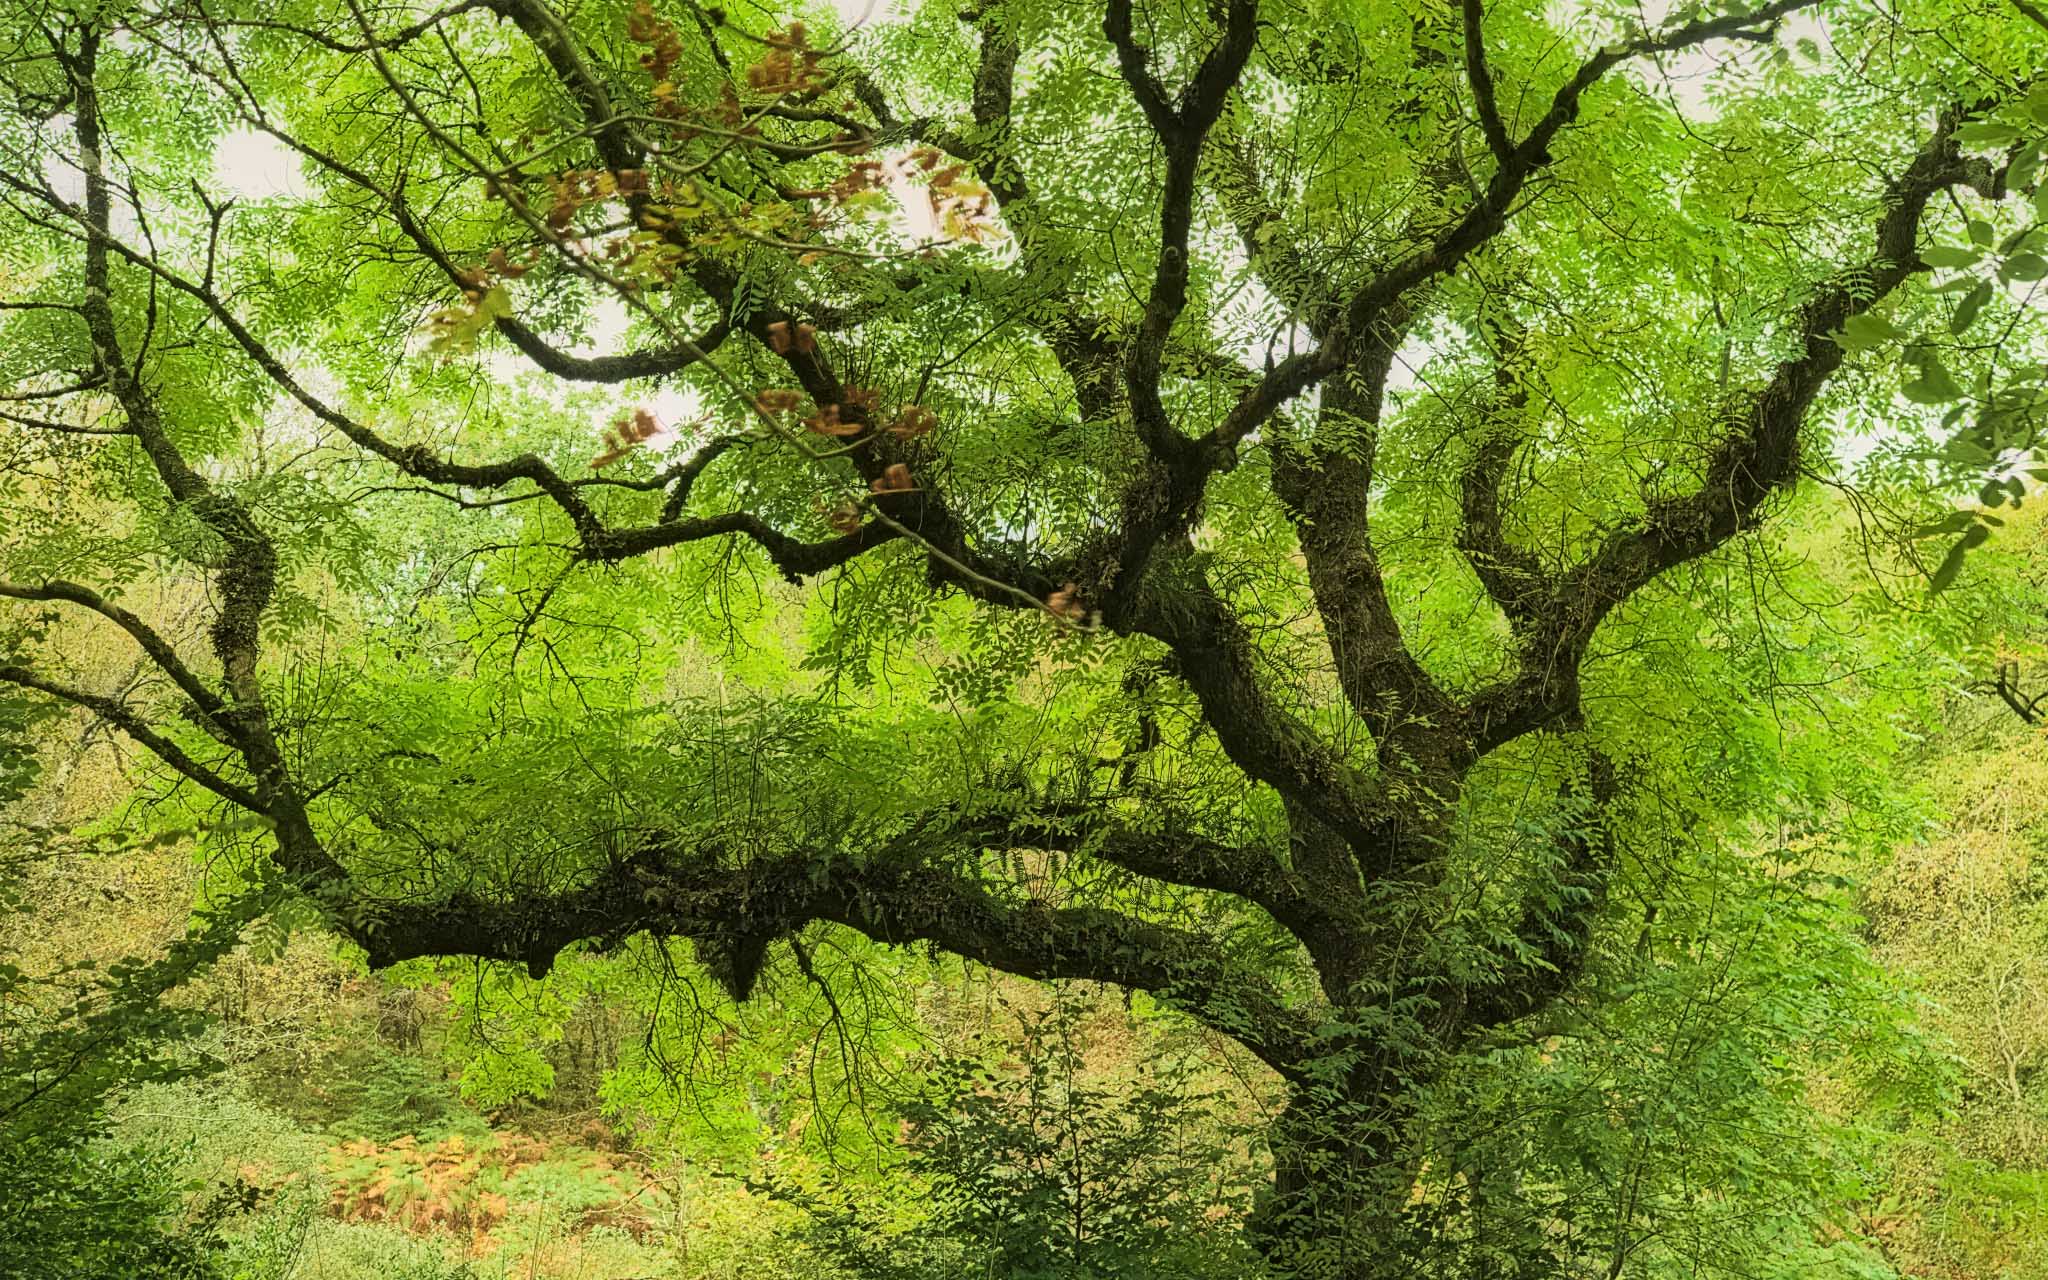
[0,0,2040,1272]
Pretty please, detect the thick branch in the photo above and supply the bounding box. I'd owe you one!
[1459,748,1617,1030]
[1131,564,1389,868]
[1455,338,1548,632]
[356,841,1321,1078]
[1102,0,1261,465]
[587,513,899,583]
[1270,316,1456,755]
[1471,109,1972,751]
[1461,0,1514,164]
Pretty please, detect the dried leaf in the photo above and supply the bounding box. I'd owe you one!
[870,463,915,492]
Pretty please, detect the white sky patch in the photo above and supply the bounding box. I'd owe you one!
[830,0,903,29]
[39,116,146,241]
[212,128,312,201]
[884,153,944,243]
[585,296,632,352]
[1385,335,1445,399]
[40,117,84,207]
[645,384,707,449]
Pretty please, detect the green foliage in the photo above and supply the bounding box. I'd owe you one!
[0,827,255,1277]
[9,0,2048,1274]
[0,1133,225,1280]
[765,993,1267,1279]
[315,1047,489,1144]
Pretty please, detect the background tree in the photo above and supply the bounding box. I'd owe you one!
[2,0,2044,1272]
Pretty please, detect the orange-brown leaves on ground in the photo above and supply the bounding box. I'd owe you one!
[871,463,915,493]
[590,407,665,469]
[325,1133,665,1254]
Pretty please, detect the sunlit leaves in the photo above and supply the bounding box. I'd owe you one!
[1834,311,1909,353]
[1920,244,1983,271]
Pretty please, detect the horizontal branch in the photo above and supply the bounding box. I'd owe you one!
[355,838,1322,1078]
[585,512,899,582]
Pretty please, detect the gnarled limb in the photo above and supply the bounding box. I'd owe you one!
[354,834,1324,1080]
[1470,108,1975,753]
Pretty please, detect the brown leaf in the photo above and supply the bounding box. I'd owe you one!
[870,463,916,493]
[805,404,863,437]
[889,405,936,438]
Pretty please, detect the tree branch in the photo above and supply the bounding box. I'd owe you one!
[0,580,228,731]
[1471,107,1973,752]
[355,838,1322,1079]
[1102,0,1261,465]
[1461,0,1514,165]
[0,664,262,812]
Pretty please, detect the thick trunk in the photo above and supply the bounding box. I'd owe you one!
[1251,1082,1424,1279]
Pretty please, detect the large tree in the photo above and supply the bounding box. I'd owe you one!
[1,0,2041,1271]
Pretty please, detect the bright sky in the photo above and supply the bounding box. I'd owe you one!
[831,0,901,26]
[212,128,313,202]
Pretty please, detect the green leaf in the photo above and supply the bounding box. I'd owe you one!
[2013,146,2044,191]
[1951,281,1992,334]
[1957,122,2023,147]
[1929,530,1981,592]
[1915,509,1978,537]
[2003,252,2048,282]
[1921,244,1982,270]
[1837,312,1908,351]
[476,284,512,322]
[1903,358,1965,404]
